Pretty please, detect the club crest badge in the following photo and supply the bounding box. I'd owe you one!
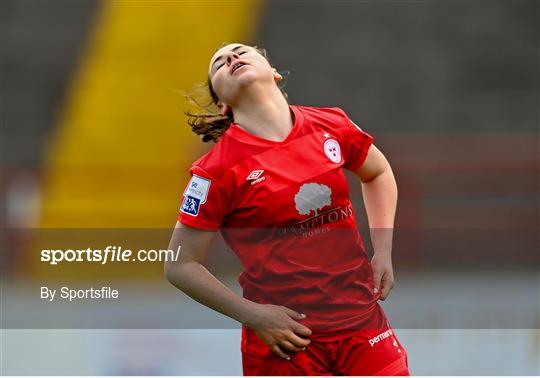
[323,138,342,164]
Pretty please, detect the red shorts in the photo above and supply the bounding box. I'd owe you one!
[241,322,409,376]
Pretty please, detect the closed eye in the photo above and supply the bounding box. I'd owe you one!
[216,50,248,71]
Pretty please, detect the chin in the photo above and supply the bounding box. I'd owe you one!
[237,71,277,94]
[235,70,259,86]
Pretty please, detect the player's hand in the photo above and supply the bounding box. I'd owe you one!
[371,253,394,300]
[246,303,312,360]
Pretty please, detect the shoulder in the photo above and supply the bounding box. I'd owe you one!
[190,142,227,180]
[189,131,243,182]
[293,105,355,136]
[296,104,372,148]
[293,104,350,125]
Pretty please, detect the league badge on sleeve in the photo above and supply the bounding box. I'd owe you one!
[180,175,211,216]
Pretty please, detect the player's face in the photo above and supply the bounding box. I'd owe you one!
[208,43,280,112]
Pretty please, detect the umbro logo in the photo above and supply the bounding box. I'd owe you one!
[247,169,266,186]
[247,170,264,180]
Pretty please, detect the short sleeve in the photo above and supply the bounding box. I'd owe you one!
[334,108,374,171]
[177,165,229,231]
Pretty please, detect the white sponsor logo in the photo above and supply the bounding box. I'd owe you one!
[247,169,266,186]
[278,183,353,239]
[323,138,342,164]
[369,329,393,347]
[294,183,332,217]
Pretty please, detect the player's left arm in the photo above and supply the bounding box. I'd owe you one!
[352,144,398,300]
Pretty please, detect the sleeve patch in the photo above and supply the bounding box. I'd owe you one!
[180,175,211,216]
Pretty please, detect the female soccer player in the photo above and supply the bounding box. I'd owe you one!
[165,43,409,376]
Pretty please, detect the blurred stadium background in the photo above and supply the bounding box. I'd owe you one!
[1,0,538,375]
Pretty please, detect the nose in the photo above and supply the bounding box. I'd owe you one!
[226,51,240,65]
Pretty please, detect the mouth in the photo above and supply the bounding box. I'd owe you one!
[231,61,248,75]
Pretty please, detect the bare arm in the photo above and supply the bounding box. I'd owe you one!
[165,221,311,359]
[164,221,260,325]
[352,144,398,300]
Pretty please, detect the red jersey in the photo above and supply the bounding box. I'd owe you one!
[178,105,381,341]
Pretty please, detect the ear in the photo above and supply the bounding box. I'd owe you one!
[272,68,283,82]
[218,103,232,117]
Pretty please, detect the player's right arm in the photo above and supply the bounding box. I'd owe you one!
[165,221,312,359]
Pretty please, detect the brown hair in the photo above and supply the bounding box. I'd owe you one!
[184,44,289,143]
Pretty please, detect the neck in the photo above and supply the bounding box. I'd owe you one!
[231,84,293,142]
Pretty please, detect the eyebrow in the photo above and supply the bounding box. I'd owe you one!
[211,45,244,70]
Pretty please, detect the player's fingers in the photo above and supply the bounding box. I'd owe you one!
[279,339,303,352]
[282,306,306,321]
[271,344,290,360]
[291,323,312,337]
[380,276,394,300]
[287,331,311,348]
[372,268,383,294]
